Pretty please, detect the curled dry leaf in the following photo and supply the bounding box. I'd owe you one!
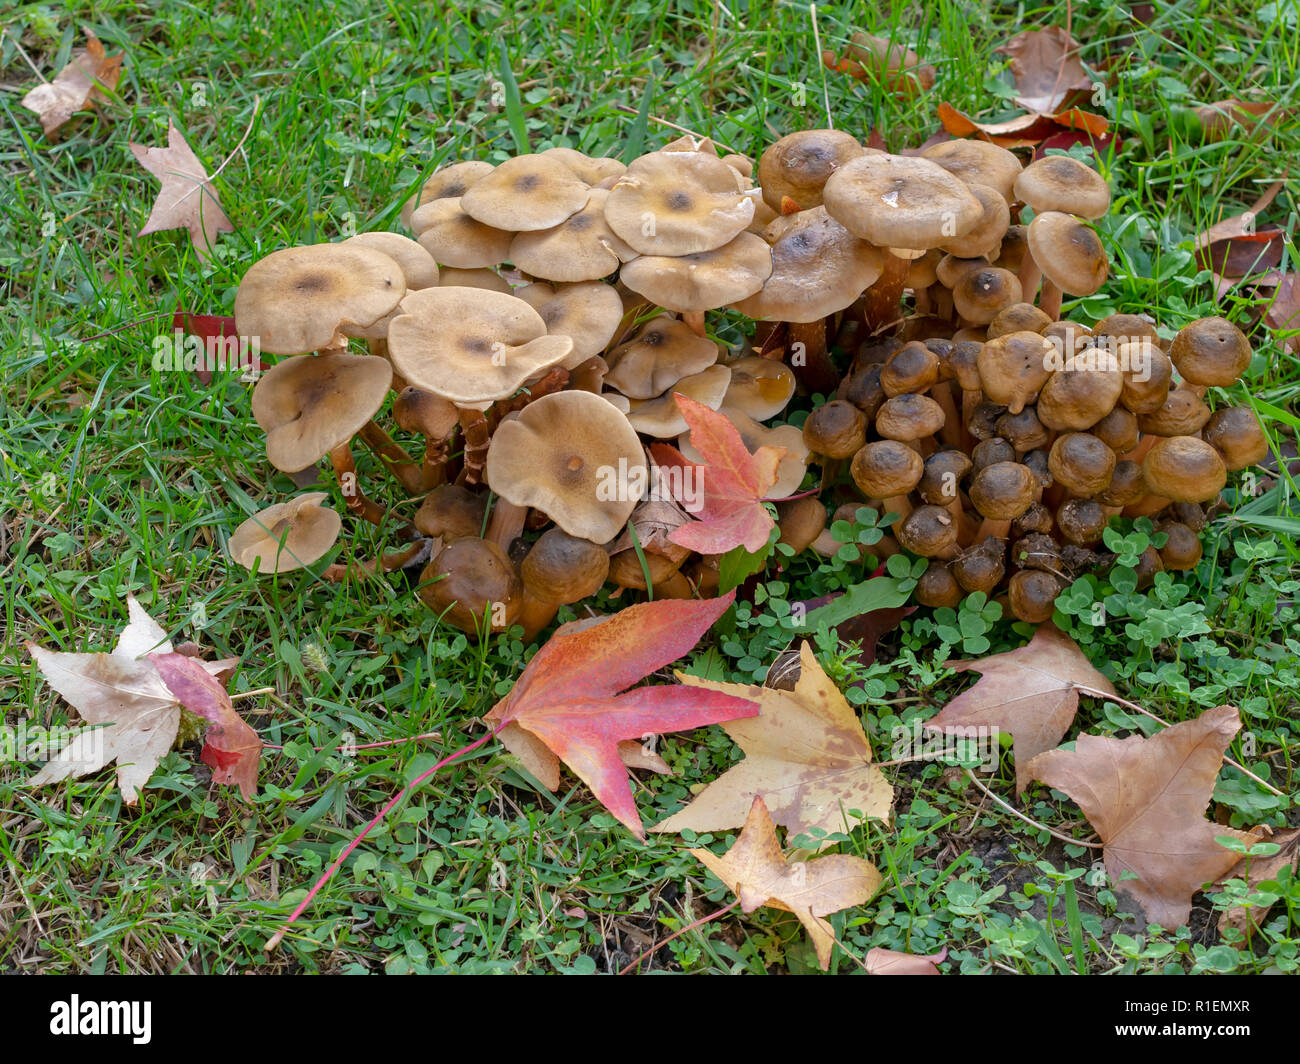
[925,621,1114,794]
[655,643,893,845]
[691,796,881,971]
[865,945,948,975]
[21,32,123,137]
[129,121,234,259]
[995,25,1095,114]
[1194,179,1287,279]
[1186,98,1289,143]
[1026,704,1259,929]
[938,102,1109,149]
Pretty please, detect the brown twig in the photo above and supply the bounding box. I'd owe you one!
[964,768,1104,848]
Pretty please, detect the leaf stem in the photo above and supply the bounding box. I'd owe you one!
[617,899,739,974]
[964,768,1104,849]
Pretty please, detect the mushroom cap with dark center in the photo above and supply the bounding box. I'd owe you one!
[988,302,1052,339]
[1048,432,1116,496]
[917,449,973,504]
[1014,156,1111,219]
[521,527,611,603]
[228,492,341,574]
[1169,316,1252,387]
[995,407,1051,452]
[936,254,989,289]
[1056,498,1109,545]
[1203,406,1268,470]
[605,150,755,256]
[972,437,1016,472]
[852,440,925,497]
[486,390,647,542]
[1036,362,1123,430]
[1026,212,1109,296]
[604,314,719,399]
[386,287,574,403]
[969,461,1037,519]
[822,154,982,250]
[415,484,488,541]
[875,393,946,441]
[513,281,626,367]
[1142,436,1227,503]
[921,140,1023,204]
[625,364,732,437]
[1137,385,1211,436]
[803,399,867,459]
[940,182,1011,259]
[539,147,627,185]
[1096,460,1145,506]
[757,129,866,211]
[405,161,495,217]
[620,231,773,312]
[731,207,883,323]
[880,341,941,396]
[977,331,1055,414]
[411,197,515,268]
[953,266,1022,324]
[460,153,591,232]
[419,538,522,633]
[250,351,393,472]
[234,244,405,354]
[508,188,638,282]
[993,224,1029,274]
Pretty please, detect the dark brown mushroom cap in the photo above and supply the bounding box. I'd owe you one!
[1056,498,1109,545]
[605,150,755,256]
[917,449,973,504]
[1092,313,1161,347]
[935,254,989,289]
[1026,212,1109,295]
[419,538,522,633]
[1096,460,1146,506]
[521,528,611,604]
[415,484,489,541]
[944,340,984,393]
[1022,448,1053,489]
[1169,316,1252,386]
[1014,156,1111,219]
[968,401,1006,442]
[1048,432,1116,497]
[875,393,946,440]
[1091,405,1139,453]
[620,231,773,312]
[851,440,925,497]
[880,341,941,396]
[1137,385,1211,436]
[916,561,963,607]
[1008,569,1063,623]
[234,244,405,354]
[823,154,982,250]
[977,331,1055,414]
[486,391,648,542]
[1203,406,1268,470]
[1012,501,1054,537]
[940,182,1011,259]
[995,407,1051,452]
[896,505,960,557]
[921,140,1023,203]
[843,364,886,418]
[731,207,883,323]
[757,129,866,211]
[1142,436,1227,503]
[411,197,515,268]
[972,438,1017,473]
[993,224,1029,274]
[968,461,1037,520]
[776,497,828,554]
[250,352,393,472]
[953,537,1006,594]
[1036,362,1123,430]
[228,492,341,574]
[988,302,1052,339]
[1119,343,1173,414]
[803,400,867,459]
[1158,521,1203,570]
[460,153,591,231]
[953,266,1022,325]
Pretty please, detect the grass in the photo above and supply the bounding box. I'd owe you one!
[1,0,1297,974]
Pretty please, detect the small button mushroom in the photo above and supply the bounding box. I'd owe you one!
[1048,433,1116,497]
[1158,521,1203,570]
[1036,361,1124,431]
[988,302,1053,339]
[1096,460,1146,507]
[880,341,941,396]
[969,462,1037,520]
[776,497,828,555]
[608,546,689,596]
[1137,385,1211,436]
[977,331,1055,414]
[1091,405,1139,453]
[953,536,1006,594]
[875,393,946,443]
[1142,436,1227,503]
[1056,498,1109,545]
[757,129,865,211]
[852,440,925,504]
[972,437,1017,473]
[1203,406,1269,469]
[940,182,1011,260]
[1022,449,1053,490]
[517,529,612,641]
[967,401,1006,442]
[1118,342,1173,414]
[415,484,488,541]
[994,223,1030,274]
[1008,569,1064,623]
[896,504,961,558]
[1012,500,1054,536]
[1025,211,1109,320]
[1169,316,1252,388]
[228,493,341,574]
[953,266,1022,325]
[1011,532,1062,572]
[1170,501,1207,532]
[842,363,886,419]
[936,254,990,290]
[916,560,963,607]
[1092,313,1162,349]
[804,399,868,460]
[419,538,522,636]
[996,406,1051,453]
[917,450,973,504]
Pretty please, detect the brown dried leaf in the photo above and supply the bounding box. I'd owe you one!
[937,102,1109,148]
[995,25,1095,114]
[1026,704,1259,929]
[1216,826,1300,940]
[865,945,948,974]
[129,120,234,259]
[21,33,123,137]
[1194,179,1287,277]
[1192,99,1288,143]
[1264,273,1300,351]
[690,796,882,970]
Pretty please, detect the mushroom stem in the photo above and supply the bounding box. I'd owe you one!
[455,407,492,486]
[879,494,914,521]
[486,496,528,550]
[569,356,608,393]
[913,285,933,317]
[516,590,561,642]
[1122,493,1172,519]
[494,366,571,419]
[975,518,1012,541]
[864,252,910,331]
[1018,253,1042,308]
[787,319,839,395]
[682,310,708,337]
[327,442,418,538]
[393,387,459,491]
[928,381,966,450]
[320,538,436,583]
[1038,279,1063,321]
[357,419,426,495]
[934,286,954,323]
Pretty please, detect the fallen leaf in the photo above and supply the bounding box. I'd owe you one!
[172,309,268,384]
[129,121,234,259]
[660,394,784,555]
[21,32,123,137]
[150,652,261,799]
[822,32,935,97]
[937,101,1110,149]
[1034,127,1122,160]
[655,643,892,845]
[1026,704,1259,929]
[1215,826,1300,940]
[1194,180,1287,278]
[995,25,1095,114]
[1186,98,1288,143]
[691,796,881,970]
[925,621,1115,794]
[484,593,759,838]
[865,945,948,974]
[1264,273,1300,351]
[26,595,242,803]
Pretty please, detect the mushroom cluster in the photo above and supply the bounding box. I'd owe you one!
[226,130,1267,633]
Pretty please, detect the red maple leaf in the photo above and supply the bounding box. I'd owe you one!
[658,394,785,555]
[171,307,267,384]
[484,591,759,838]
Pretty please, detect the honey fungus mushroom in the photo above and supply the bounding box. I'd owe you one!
[757,129,865,211]
[1025,212,1109,320]
[485,390,647,543]
[228,493,341,574]
[1169,316,1252,387]
[1203,407,1269,469]
[1014,156,1111,220]
[419,538,522,636]
[604,315,719,399]
[459,153,590,231]
[411,197,514,268]
[508,188,638,282]
[517,529,611,640]
[402,160,495,228]
[803,400,867,460]
[619,231,773,315]
[1142,436,1227,503]
[921,139,1023,204]
[1048,433,1116,497]
[977,331,1055,414]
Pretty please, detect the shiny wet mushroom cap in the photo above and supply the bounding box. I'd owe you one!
[1203,407,1268,470]
[228,492,341,574]
[625,364,732,437]
[1026,212,1109,296]
[757,129,866,211]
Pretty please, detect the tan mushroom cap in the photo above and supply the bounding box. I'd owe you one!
[1026,211,1109,295]
[459,153,590,232]
[412,198,514,268]
[604,150,755,256]
[386,287,573,403]
[977,331,1056,413]
[732,206,883,323]
[679,406,809,498]
[722,355,796,420]
[540,147,628,185]
[605,314,719,399]
[952,266,1022,324]
[513,281,626,367]
[508,188,637,282]
[625,364,732,437]
[228,492,341,574]
[1169,316,1252,386]
[234,244,405,355]
[1014,156,1111,219]
[402,160,496,228]
[823,154,982,250]
[486,390,647,542]
[251,352,393,472]
[920,140,1024,204]
[343,232,440,290]
[936,254,989,289]
[876,393,946,440]
[436,267,513,293]
[1037,362,1124,430]
[721,153,755,181]
[1142,436,1227,503]
[757,129,866,211]
[620,231,773,312]
[939,182,1011,259]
